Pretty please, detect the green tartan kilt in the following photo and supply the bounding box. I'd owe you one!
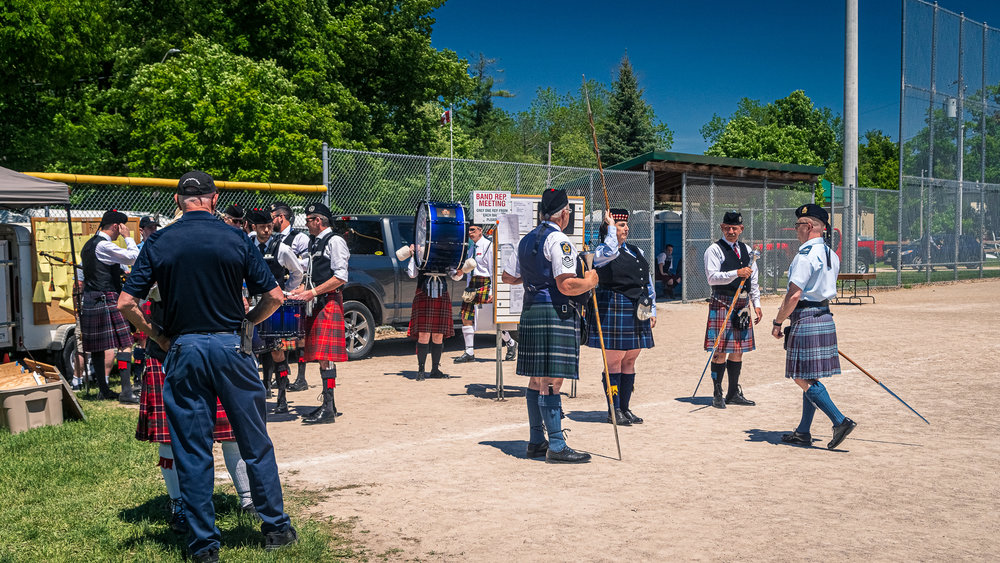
[515,301,580,380]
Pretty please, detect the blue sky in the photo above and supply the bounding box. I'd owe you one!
[430,0,1000,154]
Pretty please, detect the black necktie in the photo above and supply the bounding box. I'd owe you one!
[259,242,266,254]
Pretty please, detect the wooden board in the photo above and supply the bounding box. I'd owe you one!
[30,216,140,325]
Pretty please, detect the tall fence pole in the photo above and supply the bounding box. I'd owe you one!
[681,172,688,303]
[897,0,906,287]
[845,0,859,274]
[322,142,330,207]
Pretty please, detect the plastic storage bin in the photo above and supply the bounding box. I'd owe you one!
[0,381,64,434]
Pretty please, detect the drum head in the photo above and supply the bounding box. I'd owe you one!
[415,202,429,269]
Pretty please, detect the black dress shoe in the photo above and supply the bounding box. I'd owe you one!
[453,352,475,363]
[429,369,449,379]
[546,445,591,464]
[781,431,812,446]
[712,394,726,409]
[273,401,289,414]
[605,408,632,426]
[623,410,643,424]
[828,418,857,450]
[302,403,337,424]
[287,379,309,392]
[725,386,756,406]
[118,393,139,405]
[167,499,189,534]
[416,369,426,381]
[526,440,548,458]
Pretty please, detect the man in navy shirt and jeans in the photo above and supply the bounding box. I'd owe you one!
[118,170,297,562]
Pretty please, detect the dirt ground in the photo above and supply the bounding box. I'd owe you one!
[248,280,1000,561]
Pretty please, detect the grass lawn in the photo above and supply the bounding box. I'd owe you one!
[0,398,365,562]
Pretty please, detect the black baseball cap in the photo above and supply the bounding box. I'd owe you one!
[139,216,157,229]
[177,170,217,195]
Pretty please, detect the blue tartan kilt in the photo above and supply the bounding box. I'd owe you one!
[704,292,755,353]
[586,287,654,350]
[785,307,841,379]
[515,301,580,380]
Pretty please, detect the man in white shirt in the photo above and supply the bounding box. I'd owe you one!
[289,203,351,424]
[702,211,761,409]
[454,223,517,363]
[80,209,140,403]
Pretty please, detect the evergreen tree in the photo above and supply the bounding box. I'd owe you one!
[601,55,672,165]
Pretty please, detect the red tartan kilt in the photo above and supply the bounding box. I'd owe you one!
[407,289,454,338]
[135,355,235,443]
[304,292,347,362]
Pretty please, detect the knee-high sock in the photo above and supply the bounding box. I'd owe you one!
[602,372,621,410]
[796,391,817,434]
[116,351,133,395]
[158,443,181,499]
[539,394,566,452]
[430,342,443,371]
[710,362,726,392]
[525,388,544,444]
[501,331,513,345]
[620,373,635,412]
[725,360,742,397]
[295,350,307,383]
[260,354,274,387]
[132,347,146,386]
[462,325,475,355]
[221,441,252,506]
[416,342,429,371]
[805,381,845,426]
[92,353,111,395]
[275,360,290,380]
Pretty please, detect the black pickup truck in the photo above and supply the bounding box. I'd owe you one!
[335,215,466,359]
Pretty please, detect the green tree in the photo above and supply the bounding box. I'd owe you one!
[118,37,340,183]
[857,130,899,191]
[601,55,673,165]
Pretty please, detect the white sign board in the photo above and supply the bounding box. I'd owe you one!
[471,191,511,225]
[494,195,586,325]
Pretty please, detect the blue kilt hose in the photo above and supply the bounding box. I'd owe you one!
[586,287,654,350]
[704,292,755,353]
[516,301,580,380]
[785,306,841,379]
[80,290,134,352]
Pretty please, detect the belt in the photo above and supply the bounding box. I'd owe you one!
[183,331,240,336]
[796,299,829,309]
[712,288,738,297]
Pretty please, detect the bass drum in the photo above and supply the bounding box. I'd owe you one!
[414,201,467,273]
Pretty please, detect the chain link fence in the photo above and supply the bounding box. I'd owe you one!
[679,176,815,302]
[324,148,654,257]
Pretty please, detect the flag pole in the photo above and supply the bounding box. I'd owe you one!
[449,104,454,200]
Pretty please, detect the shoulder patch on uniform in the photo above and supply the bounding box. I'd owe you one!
[560,241,572,255]
[562,255,574,268]
[798,247,811,255]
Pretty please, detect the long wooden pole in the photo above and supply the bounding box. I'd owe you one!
[583,75,621,460]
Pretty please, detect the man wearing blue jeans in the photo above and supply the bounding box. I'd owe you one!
[119,170,297,562]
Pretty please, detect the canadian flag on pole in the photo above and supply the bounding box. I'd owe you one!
[440,109,451,125]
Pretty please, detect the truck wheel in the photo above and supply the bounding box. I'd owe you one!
[855,261,869,274]
[59,330,77,381]
[343,300,376,361]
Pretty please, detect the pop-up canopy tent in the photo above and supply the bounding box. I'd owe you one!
[0,166,70,207]
[0,165,80,288]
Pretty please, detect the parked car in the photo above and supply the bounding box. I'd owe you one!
[885,233,985,270]
[336,214,466,360]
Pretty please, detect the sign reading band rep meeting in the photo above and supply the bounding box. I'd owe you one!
[471,191,511,225]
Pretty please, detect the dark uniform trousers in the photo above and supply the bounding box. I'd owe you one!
[162,332,290,554]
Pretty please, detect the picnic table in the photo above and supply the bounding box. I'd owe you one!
[833,272,876,304]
